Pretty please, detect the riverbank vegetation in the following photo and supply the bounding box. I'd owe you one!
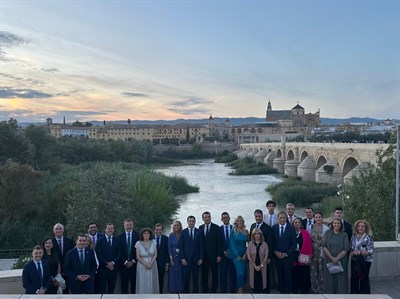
[267,179,337,207]
[267,138,396,241]
[214,152,238,163]
[228,156,278,175]
[0,119,199,248]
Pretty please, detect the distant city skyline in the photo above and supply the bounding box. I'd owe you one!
[0,0,399,123]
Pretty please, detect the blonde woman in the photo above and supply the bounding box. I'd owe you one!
[350,220,374,294]
[246,228,269,293]
[168,221,184,293]
[229,215,249,293]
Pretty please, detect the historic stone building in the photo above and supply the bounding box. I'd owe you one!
[266,100,320,128]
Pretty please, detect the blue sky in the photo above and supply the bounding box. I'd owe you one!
[0,0,399,123]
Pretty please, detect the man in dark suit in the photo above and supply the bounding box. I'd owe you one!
[302,207,315,231]
[51,222,75,294]
[22,245,51,294]
[118,218,139,294]
[219,212,236,293]
[250,209,274,293]
[64,234,98,294]
[179,215,203,293]
[154,223,169,293]
[273,211,296,294]
[286,203,298,225]
[87,222,104,249]
[95,222,121,294]
[51,223,75,268]
[199,211,223,293]
[334,207,353,241]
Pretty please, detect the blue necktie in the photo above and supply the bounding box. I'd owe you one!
[37,262,43,285]
[79,249,84,265]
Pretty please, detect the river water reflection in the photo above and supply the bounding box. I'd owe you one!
[157,159,283,230]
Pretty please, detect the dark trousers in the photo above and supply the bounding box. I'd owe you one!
[276,257,293,294]
[219,255,236,293]
[97,267,117,294]
[292,265,311,294]
[183,262,199,293]
[157,262,166,293]
[69,279,94,294]
[201,256,219,293]
[120,263,136,294]
[351,260,372,294]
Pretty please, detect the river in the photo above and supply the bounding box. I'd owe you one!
[157,159,283,231]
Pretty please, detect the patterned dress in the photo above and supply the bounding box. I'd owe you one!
[168,233,184,292]
[309,224,328,294]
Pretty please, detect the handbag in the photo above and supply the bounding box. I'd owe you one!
[326,261,344,274]
[298,253,310,264]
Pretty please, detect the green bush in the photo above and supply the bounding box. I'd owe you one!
[228,157,278,176]
[267,179,337,207]
[214,152,238,163]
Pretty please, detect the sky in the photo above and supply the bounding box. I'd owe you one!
[0,0,399,123]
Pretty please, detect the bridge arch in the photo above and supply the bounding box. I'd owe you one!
[300,151,308,162]
[316,155,327,169]
[287,149,294,160]
[277,149,282,158]
[342,157,359,177]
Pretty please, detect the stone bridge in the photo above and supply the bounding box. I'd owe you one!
[237,139,390,184]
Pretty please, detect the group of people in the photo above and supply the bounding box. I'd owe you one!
[22,202,375,295]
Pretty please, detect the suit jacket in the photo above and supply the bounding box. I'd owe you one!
[90,232,104,248]
[118,231,139,264]
[286,214,298,225]
[302,218,315,230]
[95,235,121,269]
[264,213,278,226]
[52,236,75,266]
[64,247,98,281]
[220,224,233,253]
[22,260,51,294]
[272,223,296,259]
[250,222,274,258]
[343,220,352,242]
[155,234,169,267]
[178,227,203,264]
[199,222,223,260]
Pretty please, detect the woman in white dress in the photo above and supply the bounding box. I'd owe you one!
[135,227,159,294]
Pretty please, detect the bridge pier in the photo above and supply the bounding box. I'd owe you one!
[315,160,342,185]
[298,156,317,181]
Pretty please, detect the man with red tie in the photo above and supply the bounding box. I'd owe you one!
[51,222,74,293]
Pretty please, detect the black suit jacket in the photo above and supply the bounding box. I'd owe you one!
[117,231,139,264]
[199,222,223,260]
[272,223,296,259]
[155,234,169,267]
[22,260,52,294]
[250,222,274,258]
[178,227,203,263]
[302,218,315,229]
[343,220,353,242]
[52,236,75,267]
[95,235,121,269]
[63,247,98,281]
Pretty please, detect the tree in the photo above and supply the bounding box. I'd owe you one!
[0,119,33,164]
[345,142,396,240]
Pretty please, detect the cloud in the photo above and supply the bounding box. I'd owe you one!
[0,31,29,62]
[0,73,43,86]
[41,67,59,73]
[169,96,213,107]
[167,96,214,115]
[168,107,211,115]
[0,31,28,47]
[0,87,52,99]
[121,92,148,97]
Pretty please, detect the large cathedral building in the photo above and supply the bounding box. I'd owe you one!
[266,100,320,128]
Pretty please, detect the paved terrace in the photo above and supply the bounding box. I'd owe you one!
[1,241,398,298]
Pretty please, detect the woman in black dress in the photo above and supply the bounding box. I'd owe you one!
[41,237,61,294]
